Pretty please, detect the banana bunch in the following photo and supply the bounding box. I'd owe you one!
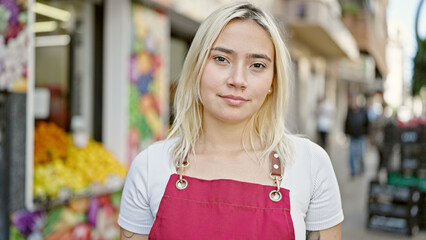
[66,139,127,185]
[34,158,84,198]
[34,134,127,200]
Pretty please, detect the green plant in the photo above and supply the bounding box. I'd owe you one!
[341,2,360,17]
[412,0,425,96]
[412,39,426,95]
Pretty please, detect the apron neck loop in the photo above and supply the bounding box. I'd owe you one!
[175,157,189,190]
[175,151,284,202]
[269,151,283,202]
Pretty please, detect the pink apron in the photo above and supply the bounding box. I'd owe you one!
[148,152,295,239]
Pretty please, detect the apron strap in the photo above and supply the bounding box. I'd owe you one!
[175,157,189,190]
[269,151,283,202]
[269,151,282,177]
[176,151,284,202]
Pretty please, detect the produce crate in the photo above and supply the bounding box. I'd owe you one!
[368,201,420,218]
[367,213,420,236]
[388,172,426,194]
[401,143,424,158]
[384,123,426,176]
[369,180,421,204]
[399,126,422,144]
[386,174,426,232]
[400,143,425,176]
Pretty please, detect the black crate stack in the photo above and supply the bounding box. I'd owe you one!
[367,181,421,235]
[367,120,426,235]
[399,125,426,177]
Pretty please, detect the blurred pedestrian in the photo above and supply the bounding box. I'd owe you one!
[345,95,370,177]
[369,102,389,179]
[316,97,335,150]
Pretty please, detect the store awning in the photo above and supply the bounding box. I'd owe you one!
[276,0,359,60]
[289,22,359,60]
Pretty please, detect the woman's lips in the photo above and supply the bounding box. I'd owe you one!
[220,95,248,106]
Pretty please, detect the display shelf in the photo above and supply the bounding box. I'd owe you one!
[31,120,128,212]
[32,175,125,210]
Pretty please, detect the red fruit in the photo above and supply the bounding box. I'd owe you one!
[72,223,91,240]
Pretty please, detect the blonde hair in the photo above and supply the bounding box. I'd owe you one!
[168,1,294,168]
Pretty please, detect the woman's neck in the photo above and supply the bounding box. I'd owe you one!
[197,119,261,154]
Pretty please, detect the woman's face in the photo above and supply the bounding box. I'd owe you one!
[200,19,274,125]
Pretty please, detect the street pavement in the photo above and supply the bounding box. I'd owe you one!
[327,132,426,240]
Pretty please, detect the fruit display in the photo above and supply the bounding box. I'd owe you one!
[34,121,68,165]
[11,192,122,240]
[33,121,128,202]
[66,138,127,188]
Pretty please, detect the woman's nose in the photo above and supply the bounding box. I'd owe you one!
[226,63,247,89]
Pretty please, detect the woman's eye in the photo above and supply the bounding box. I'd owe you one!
[213,56,228,63]
[252,63,266,69]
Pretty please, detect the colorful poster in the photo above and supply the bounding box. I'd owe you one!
[129,4,170,162]
[0,0,28,92]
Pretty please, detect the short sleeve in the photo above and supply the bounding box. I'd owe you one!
[305,144,344,231]
[118,149,154,234]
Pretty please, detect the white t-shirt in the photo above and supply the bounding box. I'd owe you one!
[118,136,344,239]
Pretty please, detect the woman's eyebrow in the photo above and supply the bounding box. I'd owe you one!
[211,46,272,62]
[247,53,272,62]
[211,47,233,54]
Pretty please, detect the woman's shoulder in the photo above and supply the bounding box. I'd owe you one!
[146,138,178,154]
[287,134,330,166]
[288,134,325,154]
[130,138,177,171]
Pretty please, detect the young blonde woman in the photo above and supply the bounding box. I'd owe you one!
[118,2,343,239]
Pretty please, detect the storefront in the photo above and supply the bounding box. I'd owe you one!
[0,1,32,239]
[0,0,209,238]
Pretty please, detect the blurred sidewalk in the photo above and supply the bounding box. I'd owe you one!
[327,131,426,240]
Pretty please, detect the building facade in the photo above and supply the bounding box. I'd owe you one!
[272,0,359,139]
[334,0,389,135]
